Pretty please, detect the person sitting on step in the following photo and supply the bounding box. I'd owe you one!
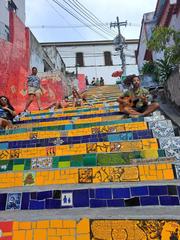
[117,75,159,117]
[0,96,16,129]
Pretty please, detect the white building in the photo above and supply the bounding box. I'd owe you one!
[0,0,25,40]
[42,40,139,85]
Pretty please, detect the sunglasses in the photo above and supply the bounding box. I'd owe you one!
[0,97,7,102]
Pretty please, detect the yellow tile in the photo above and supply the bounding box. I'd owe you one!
[34,229,47,240]
[48,237,60,240]
[76,234,90,240]
[156,170,164,180]
[36,220,49,229]
[57,228,70,236]
[163,169,174,180]
[13,230,26,240]
[18,222,32,230]
[63,220,76,229]
[62,236,75,240]
[77,218,90,234]
[13,222,19,230]
[26,230,33,240]
[48,229,57,236]
[50,220,63,228]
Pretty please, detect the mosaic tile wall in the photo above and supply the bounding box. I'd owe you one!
[0,87,180,240]
[0,218,180,240]
[0,163,176,188]
[1,184,180,211]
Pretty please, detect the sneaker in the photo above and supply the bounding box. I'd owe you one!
[19,110,30,118]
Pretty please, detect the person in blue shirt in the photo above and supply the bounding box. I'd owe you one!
[24,67,43,112]
[0,96,16,129]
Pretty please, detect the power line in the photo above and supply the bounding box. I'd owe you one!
[51,0,110,39]
[69,0,116,36]
[45,0,86,40]
[29,22,141,29]
[60,0,115,38]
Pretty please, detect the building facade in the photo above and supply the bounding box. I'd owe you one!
[42,40,139,85]
[0,0,25,40]
[137,0,180,71]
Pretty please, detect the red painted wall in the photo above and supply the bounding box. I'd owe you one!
[77,74,86,93]
[0,11,73,112]
[0,11,30,112]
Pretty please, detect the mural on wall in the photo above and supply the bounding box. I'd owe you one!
[0,12,86,112]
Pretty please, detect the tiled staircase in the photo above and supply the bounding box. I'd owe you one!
[0,85,180,239]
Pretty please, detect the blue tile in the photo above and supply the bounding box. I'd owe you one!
[45,199,61,209]
[124,197,140,206]
[21,192,30,210]
[131,186,148,196]
[149,186,168,196]
[37,191,52,200]
[30,192,37,199]
[90,199,107,208]
[96,188,112,199]
[73,189,89,207]
[107,199,124,207]
[0,193,7,210]
[159,196,179,206]
[168,186,177,195]
[113,188,130,199]
[140,196,159,206]
[29,200,45,210]
[89,189,95,198]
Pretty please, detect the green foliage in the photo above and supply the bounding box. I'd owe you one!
[155,55,175,84]
[147,27,180,65]
[141,61,158,77]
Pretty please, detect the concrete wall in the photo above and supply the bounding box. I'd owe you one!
[30,32,55,73]
[54,41,138,85]
[166,65,180,106]
[43,46,66,73]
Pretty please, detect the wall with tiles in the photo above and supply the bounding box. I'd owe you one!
[0,219,180,239]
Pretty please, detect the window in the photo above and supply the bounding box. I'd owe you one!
[76,52,84,67]
[104,51,113,66]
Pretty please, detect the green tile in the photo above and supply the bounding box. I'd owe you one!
[71,160,83,167]
[14,159,24,165]
[7,160,13,171]
[83,154,97,166]
[97,153,130,166]
[13,164,24,171]
[0,161,10,172]
[158,149,166,157]
[24,159,31,170]
[58,161,70,168]
[52,157,59,168]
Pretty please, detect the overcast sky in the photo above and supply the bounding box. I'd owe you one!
[26,0,157,43]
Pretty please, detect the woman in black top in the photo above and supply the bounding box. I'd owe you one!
[0,96,16,129]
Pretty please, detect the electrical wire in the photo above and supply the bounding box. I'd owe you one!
[45,0,86,40]
[67,0,116,36]
[60,0,115,38]
[51,0,111,39]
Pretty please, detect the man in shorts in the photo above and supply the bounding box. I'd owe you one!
[24,67,42,111]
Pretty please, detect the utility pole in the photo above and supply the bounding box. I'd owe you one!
[110,17,127,75]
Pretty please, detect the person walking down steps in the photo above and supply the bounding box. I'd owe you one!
[23,67,43,113]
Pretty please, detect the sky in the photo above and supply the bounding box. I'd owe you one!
[25,0,158,43]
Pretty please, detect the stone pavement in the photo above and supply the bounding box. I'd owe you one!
[0,85,180,239]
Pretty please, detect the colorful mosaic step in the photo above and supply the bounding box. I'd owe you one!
[1,218,180,240]
[1,184,180,211]
[0,162,176,188]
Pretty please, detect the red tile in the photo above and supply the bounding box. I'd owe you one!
[0,237,12,240]
[0,222,13,232]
